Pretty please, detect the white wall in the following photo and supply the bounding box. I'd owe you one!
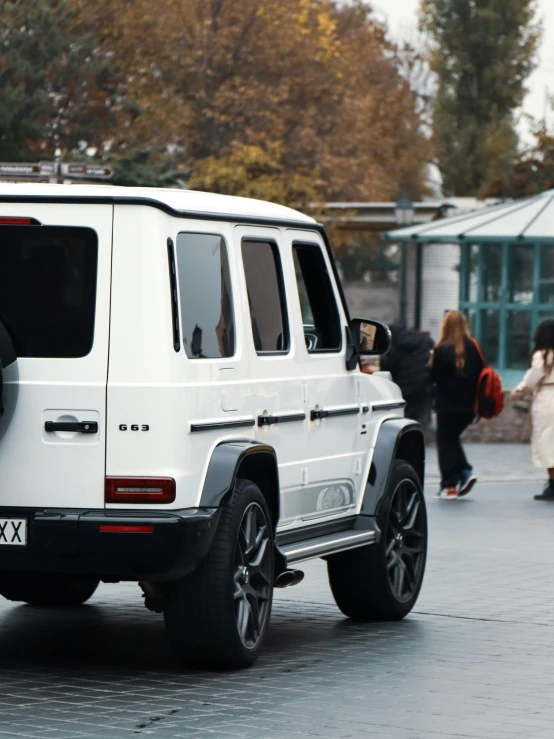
[421,244,461,341]
[405,242,461,341]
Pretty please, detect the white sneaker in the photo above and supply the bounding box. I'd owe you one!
[435,486,458,500]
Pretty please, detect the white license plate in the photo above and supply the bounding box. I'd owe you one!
[0,519,27,546]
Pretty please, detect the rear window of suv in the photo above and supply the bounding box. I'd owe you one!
[0,225,98,358]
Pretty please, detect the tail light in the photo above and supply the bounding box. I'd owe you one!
[105,477,176,504]
[99,525,153,533]
[0,217,40,225]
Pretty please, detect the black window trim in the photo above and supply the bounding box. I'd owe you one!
[241,236,291,357]
[166,237,181,352]
[175,230,237,360]
[292,239,343,355]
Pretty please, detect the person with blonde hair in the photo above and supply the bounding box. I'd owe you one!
[512,319,554,501]
[430,311,484,499]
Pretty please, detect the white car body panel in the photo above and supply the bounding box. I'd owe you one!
[0,184,405,524]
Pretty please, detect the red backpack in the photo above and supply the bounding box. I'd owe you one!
[472,339,504,419]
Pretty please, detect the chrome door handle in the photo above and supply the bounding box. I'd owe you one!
[45,421,98,434]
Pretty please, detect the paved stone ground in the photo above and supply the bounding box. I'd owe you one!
[0,445,552,739]
[425,442,543,484]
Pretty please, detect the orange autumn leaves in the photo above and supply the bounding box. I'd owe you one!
[71,0,430,202]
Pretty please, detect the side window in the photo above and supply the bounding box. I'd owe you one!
[293,243,341,352]
[176,233,235,359]
[241,240,289,354]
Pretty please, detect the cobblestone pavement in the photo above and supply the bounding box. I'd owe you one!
[425,442,543,484]
[0,446,552,739]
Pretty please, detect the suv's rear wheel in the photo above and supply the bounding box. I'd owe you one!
[0,573,99,607]
[164,478,274,669]
[327,460,427,621]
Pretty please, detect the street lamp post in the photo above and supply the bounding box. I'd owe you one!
[395,194,414,328]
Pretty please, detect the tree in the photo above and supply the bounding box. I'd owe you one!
[420,0,540,196]
[0,0,121,160]
[3,0,432,196]
[75,0,431,203]
[109,150,183,187]
[483,126,554,198]
[0,0,57,160]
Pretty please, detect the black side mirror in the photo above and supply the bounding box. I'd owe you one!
[351,318,392,356]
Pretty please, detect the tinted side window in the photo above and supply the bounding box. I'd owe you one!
[0,226,98,358]
[242,241,289,353]
[176,233,235,359]
[293,243,341,352]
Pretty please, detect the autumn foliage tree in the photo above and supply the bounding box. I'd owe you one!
[3,0,431,205]
[484,126,554,198]
[0,0,124,161]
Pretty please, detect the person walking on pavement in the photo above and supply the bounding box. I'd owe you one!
[431,311,484,499]
[380,322,434,430]
[512,319,554,501]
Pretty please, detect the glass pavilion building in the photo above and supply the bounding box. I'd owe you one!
[385,189,554,388]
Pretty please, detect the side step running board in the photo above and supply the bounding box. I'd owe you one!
[281,529,377,566]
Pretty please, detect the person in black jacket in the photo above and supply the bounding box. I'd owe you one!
[431,311,484,499]
[380,323,434,430]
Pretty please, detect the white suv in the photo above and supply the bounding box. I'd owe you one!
[0,184,427,669]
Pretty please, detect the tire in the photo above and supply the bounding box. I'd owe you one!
[0,573,99,607]
[0,318,18,440]
[328,459,427,621]
[163,478,274,669]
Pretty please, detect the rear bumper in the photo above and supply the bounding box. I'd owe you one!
[0,507,221,581]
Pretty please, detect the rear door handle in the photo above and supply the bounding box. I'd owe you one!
[310,409,329,421]
[45,421,98,434]
[310,406,360,421]
[258,413,306,426]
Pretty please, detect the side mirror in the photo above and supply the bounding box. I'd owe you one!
[351,318,392,356]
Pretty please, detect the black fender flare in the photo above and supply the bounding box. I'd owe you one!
[360,418,425,517]
[199,440,280,525]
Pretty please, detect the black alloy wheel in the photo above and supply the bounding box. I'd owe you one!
[163,478,275,669]
[234,502,272,650]
[327,459,427,621]
[386,478,426,603]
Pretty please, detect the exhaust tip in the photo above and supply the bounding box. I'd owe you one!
[275,569,305,588]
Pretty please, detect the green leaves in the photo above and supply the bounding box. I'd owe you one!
[421,0,541,196]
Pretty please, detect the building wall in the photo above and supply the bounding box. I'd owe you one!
[405,243,460,342]
[421,243,461,341]
[342,281,399,325]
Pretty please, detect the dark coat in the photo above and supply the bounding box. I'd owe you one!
[380,325,434,401]
[430,337,484,413]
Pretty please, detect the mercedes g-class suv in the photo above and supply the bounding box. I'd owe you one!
[0,184,427,669]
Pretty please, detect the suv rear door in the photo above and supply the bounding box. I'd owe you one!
[0,203,112,509]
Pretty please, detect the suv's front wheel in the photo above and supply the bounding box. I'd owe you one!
[327,459,427,621]
[164,478,274,669]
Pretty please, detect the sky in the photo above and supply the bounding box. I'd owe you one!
[371,0,554,145]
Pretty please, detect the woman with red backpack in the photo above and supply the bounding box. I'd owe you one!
[512,319,554,501]
[431,311,484,499]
